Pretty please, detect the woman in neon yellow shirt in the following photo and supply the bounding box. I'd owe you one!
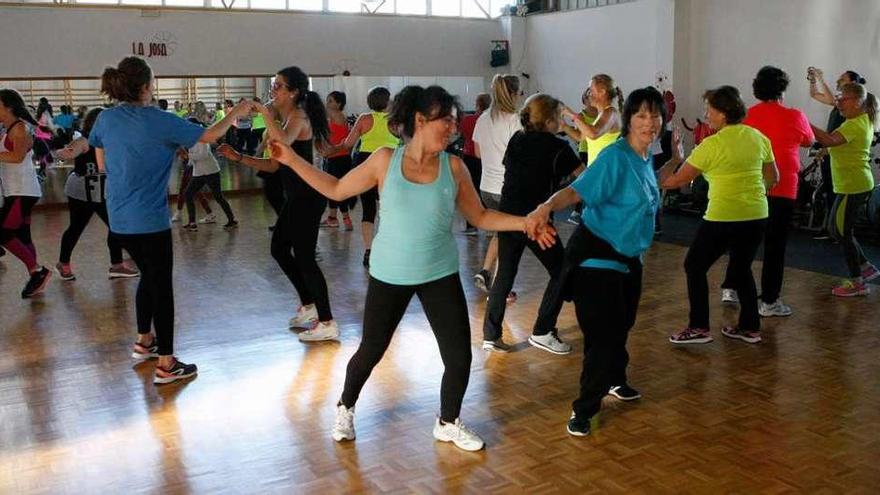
[810,82,879,297]
[659,86,778,345]
[562,74,623,166]
[561,87,598,224]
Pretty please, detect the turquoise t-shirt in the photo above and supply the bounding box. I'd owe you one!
[370,147,459,285]
[570,138,659,272]
[90,104,204,234]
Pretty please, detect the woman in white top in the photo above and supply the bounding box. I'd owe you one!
[181,118,237,231]
[472,74,522,295]
[0,89,50,298]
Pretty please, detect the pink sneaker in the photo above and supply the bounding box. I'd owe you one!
[861,264,879,283]
[721,326,762,344]
[832,279,869,297]
[669,327,713,344]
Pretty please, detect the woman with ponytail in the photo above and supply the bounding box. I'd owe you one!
[90,56,252,384]
[0,89,51,298]
[267,85,557,452]
[809,82,879,296]
[217,65,339,342]
[561,73,622,167]
[472,74,522,297]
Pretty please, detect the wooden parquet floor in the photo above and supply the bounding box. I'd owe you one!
[1,195,878,494]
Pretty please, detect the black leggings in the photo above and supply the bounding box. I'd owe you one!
[325,155,355,213]
[261,171,285,217]
[185,172,235,224]
[686,219,765,332]
[115,229,175,355]
[828,191,871,278]
[59,198,123,265]
[341,273,472,422]
[571,265,642,419]
[271,195,333,321]
[483,231,564,340]
[355,152,378,223]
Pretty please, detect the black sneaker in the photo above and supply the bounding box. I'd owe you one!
[182,223,198,232]
[154,359,198,385]
[473,269,491,293]
[362,249,371,268]
[21,266,52,298]
[223,220,239,230]
[608,385,641,401]
[566,412,591,437]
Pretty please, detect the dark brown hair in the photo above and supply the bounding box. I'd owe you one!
[367,87,391,112]
[100,57,153,103]
[703,85,746,124]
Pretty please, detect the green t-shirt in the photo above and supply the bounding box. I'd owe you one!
[252,112,266,130]
[175,109,188,118]
[828,113,875,194]
[213,109,225,123]
[687,124,774,222]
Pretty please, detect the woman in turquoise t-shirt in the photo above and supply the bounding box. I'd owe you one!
[268,85,556,453]
[810,82,879,297]
[526,87,668,437]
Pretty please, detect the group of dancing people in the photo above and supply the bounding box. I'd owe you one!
[1,55,877,451]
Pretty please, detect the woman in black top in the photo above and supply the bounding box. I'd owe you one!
[218,66,338,342]
[54,107,139,281]
[482,94,584,354]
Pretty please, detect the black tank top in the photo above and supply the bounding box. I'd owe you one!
[279,139,322,201]
[74,145,99,176]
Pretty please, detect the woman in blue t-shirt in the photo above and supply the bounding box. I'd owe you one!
[526,87,669,437]
[90,57,251,385]
[267,85,557,452]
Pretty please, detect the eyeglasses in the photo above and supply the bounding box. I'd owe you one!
[271,81,288,91]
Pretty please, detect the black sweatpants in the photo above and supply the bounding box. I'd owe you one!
[571,265,642,419]
[340,273,472,422]
[185,172,235,224]
[828,191,871,278]
[483,230,564,340]
[722,197,795,304]
[59,197,123,265]
[115,229,175,355]
[686,219,765,332]
[271,194,333,321]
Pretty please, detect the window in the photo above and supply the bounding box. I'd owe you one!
[328,0,361,12]
[462,0,490,18]
[395,0,425,15]
[164,0,206,6]
[431,0,460,17]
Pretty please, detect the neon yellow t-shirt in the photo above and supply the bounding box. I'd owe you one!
[585,110,621,166]
[360,112,399,153]
[687,124,774,222]
[577,110,595,154]
[175,109,188,118]
[829,113,875,194]
[252,112,266,130]
[213,109,225,123]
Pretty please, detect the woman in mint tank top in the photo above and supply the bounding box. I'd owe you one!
[268,85,557,452]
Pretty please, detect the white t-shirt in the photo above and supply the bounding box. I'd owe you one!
[472,110,521,195]
[187,142,221,177]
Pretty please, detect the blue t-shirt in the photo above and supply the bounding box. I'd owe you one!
[570,138,659,272]
[90,104,204,234]
[54,114,75,130]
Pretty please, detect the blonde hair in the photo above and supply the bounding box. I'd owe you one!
[489,74,520,120]
[841,82,878,128]
[592,74,624,113]
[520,94,561,132]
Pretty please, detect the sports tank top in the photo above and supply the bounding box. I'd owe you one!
[359,112,399,153]
[585,110,621,166]
[65,143,106,203]
[278,139,323,201]
[0,121,42,198]
[327,119,350,158]
[370,147,459,285]
[577,110,596,154]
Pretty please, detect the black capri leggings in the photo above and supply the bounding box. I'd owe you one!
[325,155,356,213]
[340,272,472,422]
[355,152,378,223]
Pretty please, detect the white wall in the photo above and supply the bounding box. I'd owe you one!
[522,0,675,108]
[673,0,880,127]
[0,6,501,79]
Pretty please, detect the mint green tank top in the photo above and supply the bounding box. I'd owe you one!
[370,147,460,285]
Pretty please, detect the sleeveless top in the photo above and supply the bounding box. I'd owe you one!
[585,110,621,166]
[64,142,105,203]
[577,110,595,154]
[327,119,350,158]
[359,112,399,153]
[277,138,324,202]
[0,121,42,198]
[370,147,459,285]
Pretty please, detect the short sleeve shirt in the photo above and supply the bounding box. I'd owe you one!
[743,101,814,199]
[829,113,875,194]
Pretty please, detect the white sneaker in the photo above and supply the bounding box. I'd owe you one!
[432,417,485,452]
[331,404,355,442]
[528,332,572,355]
[289,305,319,329]
[299,320,340,342]
[199,213,217,224]
[481,339,512,353]
[759,299,793,317]
[171,211,181,223]
[721,288,739,304]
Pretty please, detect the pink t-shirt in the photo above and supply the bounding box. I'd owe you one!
[743,101,814,199]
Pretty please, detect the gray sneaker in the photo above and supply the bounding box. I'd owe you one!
[482,339,512,353]
[528,331,572,355]
[759,299,792,317]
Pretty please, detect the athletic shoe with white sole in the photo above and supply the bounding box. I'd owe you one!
[721,326,762,344]
[608,385,641,401]
[131,338,159,360]
[759,299,792,317]
[199,213,217,224]
[153,359,198,384]
[669,327,713,344]
[109,264,140,279]
[482,339,512,353]
[299,320,340,342]
[432,417,485,452]
[331,404,356,442]
[721,288,739,304]
[289,305,319,329]
[528,331,572,355]
[566,412,590,436]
